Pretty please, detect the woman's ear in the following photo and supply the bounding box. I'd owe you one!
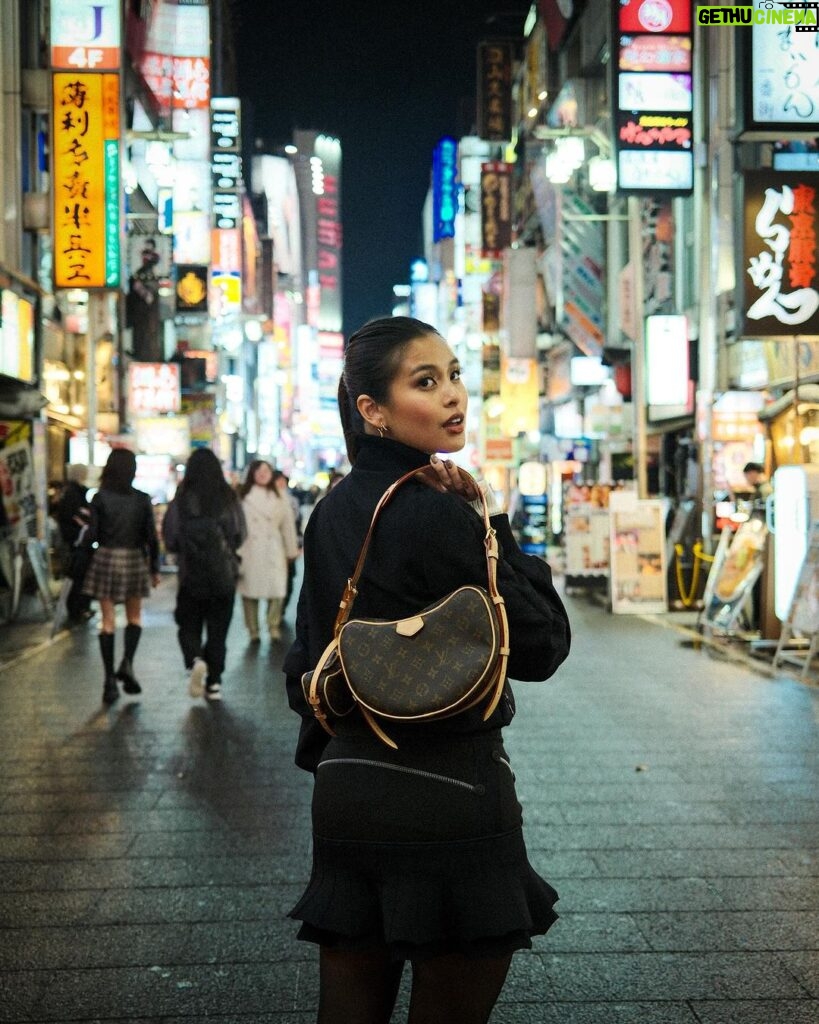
[356,393,381,429]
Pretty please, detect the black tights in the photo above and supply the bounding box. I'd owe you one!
[317,946,513,1024]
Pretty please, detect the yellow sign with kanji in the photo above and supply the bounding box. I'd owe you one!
[52,72,121,289]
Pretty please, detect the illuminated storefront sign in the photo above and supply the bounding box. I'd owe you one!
[500,356,539,436]
[645,314,690,412]
[211,98,242,230]
[314,135,343,334]
[139,2,210,114]
[741,170,819,338]
[0,292,34,382]
[613,0,694,195]
[50,0,121,70]
[480,162,512,258]
[52,72,121,289]
[749,9,819,129]
[477,40,513,141]
[175,265,209,314]
[618,0,691,33]
[128,362,181,416]
[211,228,242,317]
[433,136,459,242]
[618,72,692,112]
[617,112,692,149]
[618,33,691,72]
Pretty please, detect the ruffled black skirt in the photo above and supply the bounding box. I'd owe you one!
[288,729,558,961]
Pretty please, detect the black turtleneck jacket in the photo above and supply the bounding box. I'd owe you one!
[283,435,571,772]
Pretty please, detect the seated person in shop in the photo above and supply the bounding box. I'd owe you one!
[736,462,772,502]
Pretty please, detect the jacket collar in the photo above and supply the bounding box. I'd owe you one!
[353,434,432,476]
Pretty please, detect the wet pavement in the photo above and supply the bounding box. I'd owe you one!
[0,574,817,1023]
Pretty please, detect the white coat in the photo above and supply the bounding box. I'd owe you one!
[237,486,299,599]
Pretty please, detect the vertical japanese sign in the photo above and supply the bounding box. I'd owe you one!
[750,6,819,128]
[742,170,819,338]
[613,0,694,195]
[480,162,512,258]
[477,41,513,142]
[52,73,121,289]
[210,227,242,317]
[315,135,343,334]
[433,137,459,242]
[210,98,243,317]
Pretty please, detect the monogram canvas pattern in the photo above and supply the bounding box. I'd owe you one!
[338,586,499,719]
[302,468,510,747]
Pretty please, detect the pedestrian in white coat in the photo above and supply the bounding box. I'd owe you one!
[237,460,299,642]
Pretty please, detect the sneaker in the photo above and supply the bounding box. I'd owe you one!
[205,681,222,701]
[188,657,207,698]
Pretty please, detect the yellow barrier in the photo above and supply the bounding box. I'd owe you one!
[673,542,714,607]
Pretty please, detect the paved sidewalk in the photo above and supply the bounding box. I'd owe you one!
[0,577,817,1023]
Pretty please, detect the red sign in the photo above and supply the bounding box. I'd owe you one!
[618,0,691,34]
[538,0,572,52]
[617,112,692,148]
[128,362,181,416]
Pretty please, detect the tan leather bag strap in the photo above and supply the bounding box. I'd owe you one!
[332,468,510,719]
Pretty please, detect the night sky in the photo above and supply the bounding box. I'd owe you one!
[233,1,531,335]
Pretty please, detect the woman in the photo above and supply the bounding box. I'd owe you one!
[237,459,299,642]
[284,317,571,1023]
[163,448,246,702]
[82,449,159,705]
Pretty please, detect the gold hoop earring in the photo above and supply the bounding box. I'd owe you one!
[377,424,387,439]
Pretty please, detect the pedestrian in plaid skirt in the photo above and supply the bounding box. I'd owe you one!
[82,449,160,704]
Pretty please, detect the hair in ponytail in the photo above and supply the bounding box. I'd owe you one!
[338,316,440,463]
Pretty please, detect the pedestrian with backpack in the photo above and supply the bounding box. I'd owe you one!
[162,448,246,701]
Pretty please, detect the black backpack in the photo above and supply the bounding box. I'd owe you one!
[179,495,239,599]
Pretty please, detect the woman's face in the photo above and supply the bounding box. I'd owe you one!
[253,462,273,487]
[365,334,467,455]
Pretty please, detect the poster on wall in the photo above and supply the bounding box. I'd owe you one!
[0,440,37,539]
[609,491,668,613]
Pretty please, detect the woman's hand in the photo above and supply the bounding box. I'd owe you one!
[416,456,481,500]
[416,457,502,516]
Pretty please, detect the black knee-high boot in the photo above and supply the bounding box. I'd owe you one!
[116,624,142,694]
[99,633,119,704]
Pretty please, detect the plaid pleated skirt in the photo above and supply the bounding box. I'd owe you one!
[82,547,150,602]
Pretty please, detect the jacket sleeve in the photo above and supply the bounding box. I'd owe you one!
[86,492,102,545]
[419,494,570,682]
[280,500,299,560]
[229,500,247,550]
[162,499,179,553]
[143,495,160,573]
[283,541,331,772]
